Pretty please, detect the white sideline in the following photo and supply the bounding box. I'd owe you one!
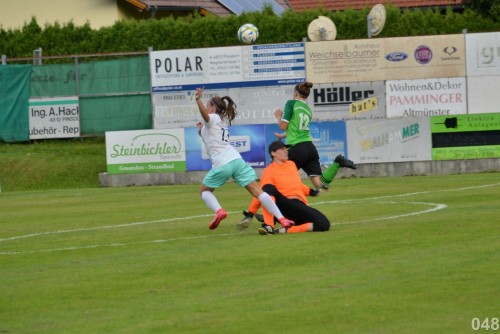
[1,182,499,255]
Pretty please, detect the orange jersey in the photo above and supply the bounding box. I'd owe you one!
[248,160,310,213]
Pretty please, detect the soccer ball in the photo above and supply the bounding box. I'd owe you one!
[237,23,259,44]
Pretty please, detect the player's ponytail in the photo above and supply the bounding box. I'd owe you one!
[212,96,237,125]
[295,81,313,98]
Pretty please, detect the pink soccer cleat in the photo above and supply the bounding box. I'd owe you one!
[209,209,227,230]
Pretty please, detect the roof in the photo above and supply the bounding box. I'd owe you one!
[124,0,229,16]
[218,0,286,15]
[286,0,466,11]
[123,0,466,17]
[124,0,290,16]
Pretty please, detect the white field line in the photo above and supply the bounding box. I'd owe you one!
[0,214,213,243]
[0,182,498,255]
[327,201,447,225]
[0,233,238,255]
[0,200,440,244]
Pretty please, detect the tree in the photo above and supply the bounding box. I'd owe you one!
[465,0,499,21]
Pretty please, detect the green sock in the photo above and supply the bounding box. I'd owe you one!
[320,162,340,185]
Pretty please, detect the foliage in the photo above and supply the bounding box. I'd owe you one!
[465,0,500,21]
[0,5,499,63]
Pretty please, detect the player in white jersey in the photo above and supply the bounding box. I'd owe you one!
[194,87,294,230]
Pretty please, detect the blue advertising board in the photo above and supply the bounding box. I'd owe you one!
[185,124,266,171]
[264,121,348,165]
[185,121,347,171]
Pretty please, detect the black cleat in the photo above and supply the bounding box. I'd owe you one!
[258,224,275,235]
[334,155,357,170]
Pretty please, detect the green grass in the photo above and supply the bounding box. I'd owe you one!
[1,173,499,333]
[0,137,107,192]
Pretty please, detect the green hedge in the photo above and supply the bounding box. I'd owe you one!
[1,5,499,62]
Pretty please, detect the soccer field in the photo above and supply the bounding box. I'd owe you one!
[1,173,499,333]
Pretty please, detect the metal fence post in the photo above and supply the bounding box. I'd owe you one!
[33,48,43,65]
[74,56,80,96]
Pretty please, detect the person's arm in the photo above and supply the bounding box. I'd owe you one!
[274,108,288,131]
[274,132,286,140]
[275,100,295,131]
[195,87,210,123]
[196,122,203,136]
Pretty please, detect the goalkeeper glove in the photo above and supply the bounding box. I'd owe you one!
[309,188,319,197]
[236,211,254,231]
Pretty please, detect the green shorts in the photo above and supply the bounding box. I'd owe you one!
[203,158,257,189]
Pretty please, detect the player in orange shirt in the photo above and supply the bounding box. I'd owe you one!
[246,140,330,234]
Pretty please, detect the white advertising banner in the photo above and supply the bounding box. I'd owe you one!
[105,129,186,174]
[308,81,386,121]
[306,39,384,83]
[306,34,465,83]
[28,97,80,139]
[152,86,293,128]
[382,34,465,80]
[150,43,305,128]
[467,76,500,114]
[386,77,467,118]
[346,117,432,163]
[153,85,295,129]
[150,43,305,92]
[466,31,500,76]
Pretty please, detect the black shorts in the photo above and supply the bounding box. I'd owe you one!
[287,141,322,177]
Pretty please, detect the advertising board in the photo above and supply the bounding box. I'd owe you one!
[105,129,186,174]
[466,31,500,76]
[29,97,80,139]
[306,34,465,83]
[431,113,500,160]
[308,81,386,121]
[386,77,467,118]
[150,43,306,129]
[185,124,266,171]
[346,117,432,163]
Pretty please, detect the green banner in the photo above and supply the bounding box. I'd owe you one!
[432,145,500,160]
[0,65,32,142]
[107,161,187,174]
[431,113,500,160]
[30,57,151,137]
[430,113,500,133]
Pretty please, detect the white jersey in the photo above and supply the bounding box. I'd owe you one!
[200,113,241,168]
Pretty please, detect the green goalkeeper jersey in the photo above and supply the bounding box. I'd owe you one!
[282,99,313,146]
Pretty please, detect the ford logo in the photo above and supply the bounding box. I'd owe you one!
[385,52,408,62]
